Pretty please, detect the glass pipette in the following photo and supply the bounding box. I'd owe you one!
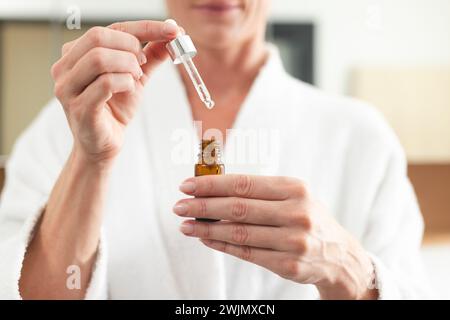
[165,19,215,110]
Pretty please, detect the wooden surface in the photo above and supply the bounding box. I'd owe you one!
[408,164,450,240]
[0,166,4,195]
[423,233,450,245]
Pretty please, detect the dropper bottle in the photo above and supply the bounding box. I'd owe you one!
[165,19,215,110]
[195,137,224,222]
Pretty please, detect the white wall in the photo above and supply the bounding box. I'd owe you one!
[1,0,449,94]
[270,0,450,94]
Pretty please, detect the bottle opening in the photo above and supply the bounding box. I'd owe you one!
[198,137,222,165]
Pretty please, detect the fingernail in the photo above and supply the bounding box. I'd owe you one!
[163,20,179,36]
[165,19,178,26]
[173,203,188,216]
[180,222,194,235]
[138,68,143,79]
[179,181,195,194]
[138,52,147,65]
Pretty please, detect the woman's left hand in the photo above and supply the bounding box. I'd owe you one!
[173,174,378,300]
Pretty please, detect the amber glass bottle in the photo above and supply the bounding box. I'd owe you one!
[195,137,224,222]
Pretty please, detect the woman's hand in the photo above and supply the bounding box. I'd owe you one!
[20,20,181,299]
[174,175,378,300]
[51,20,179,165]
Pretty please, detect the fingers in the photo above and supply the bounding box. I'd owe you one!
[181,220,307,253]
[62,48,143,98]
[179,175,307,200]
[53,20,179,82]
[62,39,78,56]
[174,197,298,226]
[76,73,136,113]
[109,20,179,42]
[53,20,179,95]
[58,27,146,72]
[199,239,303,281]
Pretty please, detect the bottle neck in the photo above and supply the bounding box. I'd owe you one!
[198,139,222,165]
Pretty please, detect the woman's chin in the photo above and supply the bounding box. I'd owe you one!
[192,27,242,49]
[194,35,239,51]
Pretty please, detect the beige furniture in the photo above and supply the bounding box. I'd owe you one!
[351,67,450,242]
[408,164,450,243]
[0,21,90,155]
[351,68,450,163]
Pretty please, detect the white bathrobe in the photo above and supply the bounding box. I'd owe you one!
[0,45,430,299]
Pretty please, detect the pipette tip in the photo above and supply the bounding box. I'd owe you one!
[204,100,215,110]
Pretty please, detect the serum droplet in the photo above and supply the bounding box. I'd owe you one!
[204,100,215,109]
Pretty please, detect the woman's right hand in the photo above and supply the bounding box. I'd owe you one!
[51,20,179,164]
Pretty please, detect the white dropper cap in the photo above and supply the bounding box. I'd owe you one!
[165,19,197,64]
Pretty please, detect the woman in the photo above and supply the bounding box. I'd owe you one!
[0,0,429,299]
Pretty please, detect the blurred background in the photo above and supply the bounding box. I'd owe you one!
[0,0,449,298]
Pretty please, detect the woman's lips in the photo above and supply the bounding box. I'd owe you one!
[192,3,242,14]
